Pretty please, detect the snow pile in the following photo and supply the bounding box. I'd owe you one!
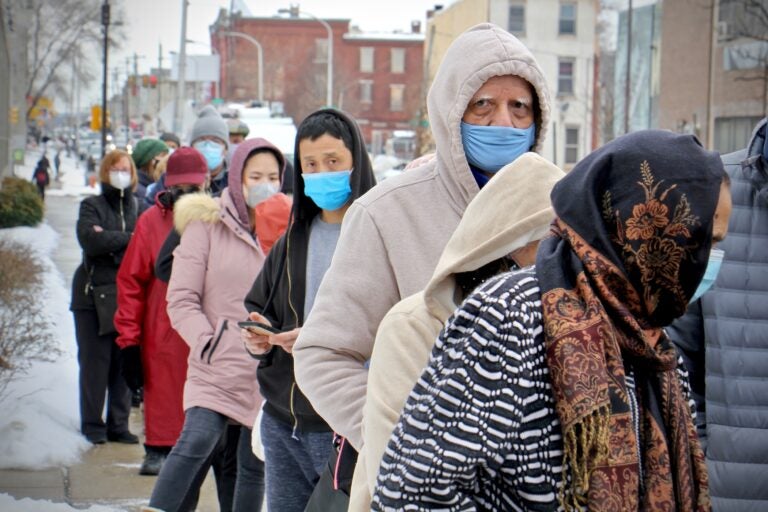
[0,494,117,511]
[0,223,90,469]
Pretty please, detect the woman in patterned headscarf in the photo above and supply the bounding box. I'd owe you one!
[373,130,731,512]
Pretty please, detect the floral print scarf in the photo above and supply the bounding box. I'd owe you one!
[536,131,724,511]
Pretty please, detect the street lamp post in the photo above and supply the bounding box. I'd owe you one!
[220,31,263,104]
[101,0,110,157]
[278,7,333,107]
[173,0,189,135]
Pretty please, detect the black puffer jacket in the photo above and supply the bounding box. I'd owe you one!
[70,185,138,310]
[244,109,377,432]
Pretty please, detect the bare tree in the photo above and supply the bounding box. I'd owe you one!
[24,0,125,121]
[722,0,768,114]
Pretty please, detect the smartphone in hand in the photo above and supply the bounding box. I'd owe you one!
[237,321,279,336]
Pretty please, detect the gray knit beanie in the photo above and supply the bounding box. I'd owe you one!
[190,105,228,148]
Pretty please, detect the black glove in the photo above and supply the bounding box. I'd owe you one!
[120,345,144,391]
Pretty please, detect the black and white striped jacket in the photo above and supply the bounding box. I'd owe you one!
[372,268,695,511]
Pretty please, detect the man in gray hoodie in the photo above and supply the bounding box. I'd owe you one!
[293,23,551,453]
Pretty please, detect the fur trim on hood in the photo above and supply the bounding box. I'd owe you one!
[423,152,564,320]
[173,192,220,235]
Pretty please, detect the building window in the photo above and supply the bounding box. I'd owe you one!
[314,39,328,64]
[389,84,405,111]
[714,116,763,153]
[508,3,525,35]
[360,47,375,73]
[558,58,574,95]
[559,3,577,35]
[565,126,579,164]
[391,48,405,73]
[359,80,373,104]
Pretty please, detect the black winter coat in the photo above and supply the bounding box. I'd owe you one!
[70,185,138,310]
[244,221,331,432]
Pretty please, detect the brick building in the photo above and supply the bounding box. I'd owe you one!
[210,10,424,155]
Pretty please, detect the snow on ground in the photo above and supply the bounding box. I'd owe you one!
[12,145,100,198]
[0,222,89,470]
[0,149,92,470]
[0,493,117,512]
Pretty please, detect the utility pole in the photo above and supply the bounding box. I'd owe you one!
[125,57,131,135]
[705,0,718,149]
[101,0,110,157]
[133,53,142,123]
[173,0,189,135]
[623,0,633,135]
[0,4,10,178]
[158,42,163,115]
[5,2,32,178]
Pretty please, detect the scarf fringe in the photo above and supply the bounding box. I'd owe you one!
[559,405,612,511]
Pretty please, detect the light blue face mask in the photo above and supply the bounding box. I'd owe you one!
[690,248,725,303]
[194,140,225,171]
[460,122,536,173]
[302,170,352,211]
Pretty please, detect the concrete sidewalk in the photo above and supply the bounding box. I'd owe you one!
[0,194,219,511]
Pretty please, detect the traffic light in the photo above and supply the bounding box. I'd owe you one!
[9,107,19,125]
[91,105,102,131]
[142,74,150,88]
[149,75,157,88]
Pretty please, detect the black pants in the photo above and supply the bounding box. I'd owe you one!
[73,308,131,440]
[36,183,45,200]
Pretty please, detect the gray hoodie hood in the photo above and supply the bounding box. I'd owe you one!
[427,22,551,209]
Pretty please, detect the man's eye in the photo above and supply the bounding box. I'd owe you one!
[474,99,490,109]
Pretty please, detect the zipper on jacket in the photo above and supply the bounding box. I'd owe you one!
[289,382,300,441]
[285,232,300,327]
[207,320,228,364]
[119,189,126,232]
[285,231,302,434]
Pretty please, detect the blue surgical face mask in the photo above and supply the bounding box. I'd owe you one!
[194,140,225,171]
[460,122,536,173]
[302,170,352,211]
[690,248,725,303]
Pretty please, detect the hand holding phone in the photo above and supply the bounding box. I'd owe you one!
[237,320,279,336]
[240,312,276,355]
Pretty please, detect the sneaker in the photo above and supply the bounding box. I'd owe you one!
[107,431,140,444]
[139,450,166,476]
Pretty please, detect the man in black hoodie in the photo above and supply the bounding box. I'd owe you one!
[241,109,376,512]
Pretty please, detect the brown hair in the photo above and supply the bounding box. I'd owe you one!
[151,153,170,182]
[98,149,138,191]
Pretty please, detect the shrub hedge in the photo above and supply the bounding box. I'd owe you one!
[0,177,44,228]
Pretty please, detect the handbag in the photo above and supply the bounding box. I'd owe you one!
[92,283,118,336]
[304,434,358,512]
